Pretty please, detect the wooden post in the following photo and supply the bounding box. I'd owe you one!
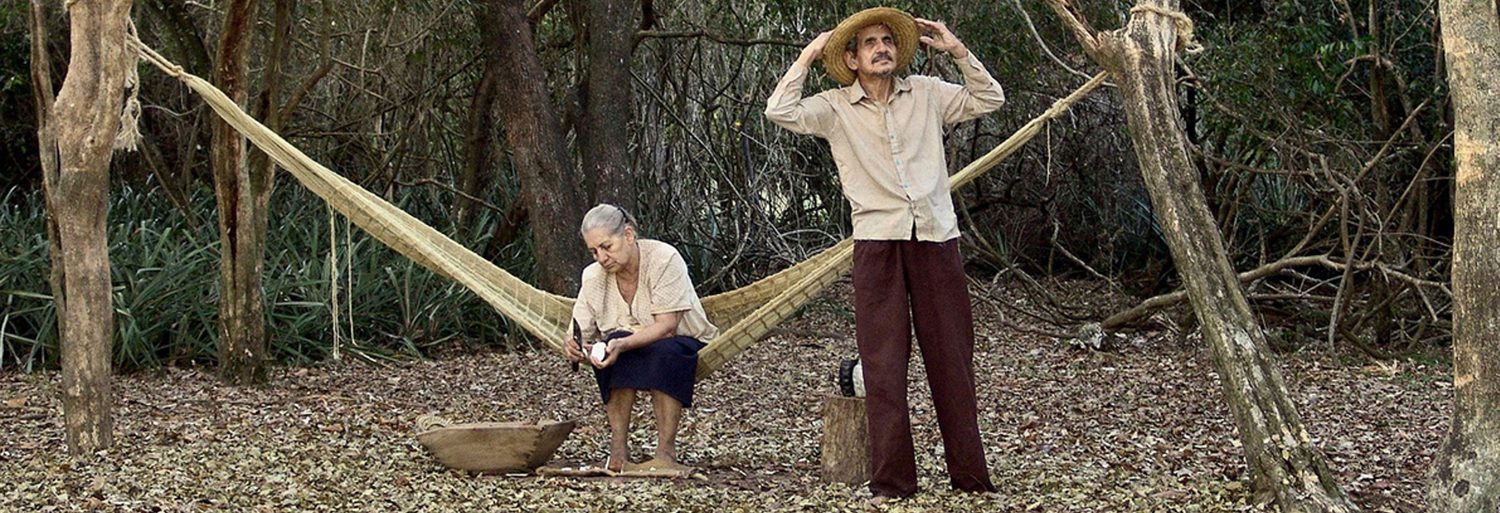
[820,395,870,485]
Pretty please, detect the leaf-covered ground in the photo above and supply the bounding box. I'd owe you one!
[1,282,1450,512]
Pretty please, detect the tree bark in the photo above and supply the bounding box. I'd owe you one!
[487,0,589,294]
[1427,1,1500,510]
[39,0,136,454]
[212,0,270,385]
[1044,2,1357,511]
[580,0,636,210]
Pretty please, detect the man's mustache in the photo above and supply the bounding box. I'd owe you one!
[873,52,893,63]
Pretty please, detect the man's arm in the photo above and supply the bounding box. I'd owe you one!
[764,31,836,136]
[917,18,1006,125]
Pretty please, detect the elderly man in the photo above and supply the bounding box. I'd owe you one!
[764,7,1004,500]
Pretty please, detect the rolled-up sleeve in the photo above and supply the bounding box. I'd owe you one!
[764,62,835,137]
[934,53,1006,125]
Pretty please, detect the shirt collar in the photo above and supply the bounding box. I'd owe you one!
[843,75,912,104]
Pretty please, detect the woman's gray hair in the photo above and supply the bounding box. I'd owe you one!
[579,203,638,236]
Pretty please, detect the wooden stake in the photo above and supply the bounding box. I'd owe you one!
[820,395,870,485]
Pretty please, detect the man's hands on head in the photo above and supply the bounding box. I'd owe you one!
[797,17,968,69]
[915,18,968,59]
[798,31,834,66]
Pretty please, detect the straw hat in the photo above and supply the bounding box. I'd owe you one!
[821,7,919,86]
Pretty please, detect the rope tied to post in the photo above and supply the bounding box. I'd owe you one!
[127,31,187,79]
[1128,4,1204,54]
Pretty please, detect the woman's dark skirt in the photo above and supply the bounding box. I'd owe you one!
[592,331,707,408]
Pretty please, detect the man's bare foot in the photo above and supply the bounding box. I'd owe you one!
[867,495,901,507]
[603,454,627,473]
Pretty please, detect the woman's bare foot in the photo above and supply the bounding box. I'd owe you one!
[603,456,626,473]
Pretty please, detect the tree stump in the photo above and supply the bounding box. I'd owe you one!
[820,395,870,485]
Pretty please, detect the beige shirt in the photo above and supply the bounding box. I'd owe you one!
[572,239,719,344]
[764,54,1005,241]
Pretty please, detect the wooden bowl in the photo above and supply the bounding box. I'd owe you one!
[416,419,576,473]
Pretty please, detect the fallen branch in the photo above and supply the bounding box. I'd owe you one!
[1101,254,1448,330]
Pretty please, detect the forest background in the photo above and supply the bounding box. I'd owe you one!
[0,0,1455,372]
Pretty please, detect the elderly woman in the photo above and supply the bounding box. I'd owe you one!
[563,204,719,473]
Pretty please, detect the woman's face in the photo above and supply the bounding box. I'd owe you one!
[582,226,637,273]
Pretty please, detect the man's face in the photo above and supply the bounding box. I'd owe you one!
[844,24,898,80]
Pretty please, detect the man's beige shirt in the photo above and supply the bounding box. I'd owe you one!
[764,54,1005,241]
[572,239,719,344]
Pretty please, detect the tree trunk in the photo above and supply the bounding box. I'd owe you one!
[212,0,269,385]
[38,0,136,454]
[29,0,64,359]
[1427,1,1500,510]
[1368,2,1391,138]
[457,63,498,227]
[1044,2,1357,511]
[487,0,589,294]
[140,0,212,76]
[580,0,636,210]
[459,3,503,228]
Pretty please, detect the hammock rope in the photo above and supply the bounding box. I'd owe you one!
[127,35,1105,380]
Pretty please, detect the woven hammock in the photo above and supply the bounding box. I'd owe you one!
[128,36,1106,380]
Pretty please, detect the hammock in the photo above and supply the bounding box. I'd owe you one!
[128,36,1106,380]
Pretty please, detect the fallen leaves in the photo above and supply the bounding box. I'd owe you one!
[0,281,1449,512]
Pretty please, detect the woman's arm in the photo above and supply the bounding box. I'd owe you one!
[591,311,683,368]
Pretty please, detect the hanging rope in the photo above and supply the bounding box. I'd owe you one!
[113,20,143,151]
[1128,4,1204,54]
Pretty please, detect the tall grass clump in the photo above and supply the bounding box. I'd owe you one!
[1,179,540,372]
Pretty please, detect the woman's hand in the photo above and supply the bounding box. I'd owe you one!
[563,335,585,363]
[590,338,625,369]
[591,336,636,368]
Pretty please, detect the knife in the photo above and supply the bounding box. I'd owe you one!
[571,319,583,372]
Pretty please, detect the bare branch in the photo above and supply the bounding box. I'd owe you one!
[1011,0,1101,83]
[636,30,802,48]
[1041,0,1101,59]
[528,0,560,23]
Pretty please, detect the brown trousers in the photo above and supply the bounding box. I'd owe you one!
[853,239,996,497]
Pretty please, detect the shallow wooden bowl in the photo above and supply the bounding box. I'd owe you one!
[416,420,576,473]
